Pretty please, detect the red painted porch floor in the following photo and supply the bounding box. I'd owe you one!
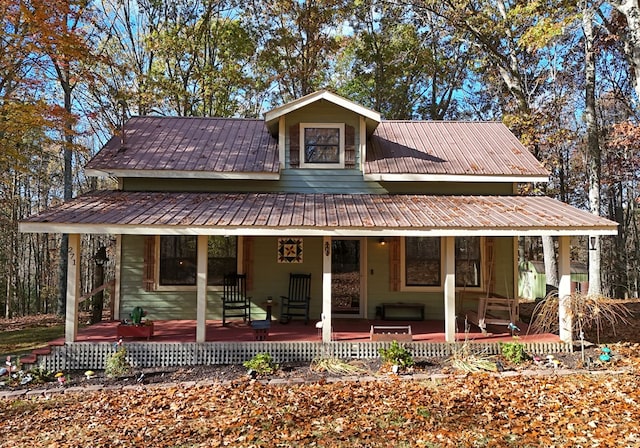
[59,319,560,344]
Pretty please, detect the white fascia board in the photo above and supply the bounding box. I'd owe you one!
[363,173,549,183]
[19,222,618,237]
[84,168,280,181]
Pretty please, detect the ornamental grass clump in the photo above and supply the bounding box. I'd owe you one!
[310,357,368,375]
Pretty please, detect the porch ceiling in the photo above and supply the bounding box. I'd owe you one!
[19,191,618,236]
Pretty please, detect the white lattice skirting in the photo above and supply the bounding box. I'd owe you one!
[34,341,573,371]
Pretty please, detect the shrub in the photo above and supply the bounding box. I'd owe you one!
[243,353,278,376]
[500,340,529,364]
[378,341,414,370]
[105,346,130,378]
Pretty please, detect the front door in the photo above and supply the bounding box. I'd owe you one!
[331,238,365,317]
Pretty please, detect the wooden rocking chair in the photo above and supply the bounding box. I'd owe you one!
[221,273,251,326]
[280,273,311,324]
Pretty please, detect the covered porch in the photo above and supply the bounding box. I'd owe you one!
[19,191,619,347]
[57,318,558,344]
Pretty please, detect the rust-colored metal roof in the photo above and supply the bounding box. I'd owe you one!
[20,191,617,236]
[366,121,548,178]
[85,116,279,177]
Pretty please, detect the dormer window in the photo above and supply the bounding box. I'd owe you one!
[300,123,345,168]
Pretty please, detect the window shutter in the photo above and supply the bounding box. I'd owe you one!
[143,236,156,291]
[345,124,355,168]
[289,124,300,168]
[243,236,254,290]
[389,237,401,291]
[485,237,495,293]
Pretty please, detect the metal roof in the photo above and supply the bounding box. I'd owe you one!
[85,116,549,182]
[20,191,618,236]
[85,116,279,179]
[365,121,549,180]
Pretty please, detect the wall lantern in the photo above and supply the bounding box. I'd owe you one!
[93,246,108,266]
[324,241,331,256]
[589,236,597,251]
[378,237,386,246]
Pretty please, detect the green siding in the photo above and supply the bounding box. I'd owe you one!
[119,235,517,323]
[365,238,445,319]
[122,175,513,195]
[381,181,515,195]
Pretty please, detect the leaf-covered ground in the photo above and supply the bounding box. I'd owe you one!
[2,372,640,447]
[2,305,640,447]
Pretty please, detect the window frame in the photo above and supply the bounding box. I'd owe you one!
[454,236,484,289]
[155,235,241,291]
[400,236,485,292]
[299,122,345,169]
[400,236,444,292]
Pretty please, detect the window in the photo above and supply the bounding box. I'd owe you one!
[207,236,237,286]
[300,123,345,168]
[404,237,441,287]
[455,236,481,287]
[159,236,237,287]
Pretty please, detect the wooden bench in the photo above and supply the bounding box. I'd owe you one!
[117,322,154,340]
[381,302,424,321]
[370,325,413,342]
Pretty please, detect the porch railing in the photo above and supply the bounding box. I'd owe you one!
[35,340,573,371]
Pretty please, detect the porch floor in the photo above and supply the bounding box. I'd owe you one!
[63,318,560,344]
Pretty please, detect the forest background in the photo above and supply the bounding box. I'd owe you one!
[1,0,639,320]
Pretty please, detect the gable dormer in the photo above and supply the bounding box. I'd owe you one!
[264,90,381,171]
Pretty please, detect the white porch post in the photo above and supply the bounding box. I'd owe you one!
[558,235,573,343]
[196,235,208,343]
[113,235,122,320]
[322,236,332,342]
[65,234,81,343]
[443,236,456,343]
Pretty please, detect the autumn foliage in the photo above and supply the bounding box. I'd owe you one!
[1,369,640,447]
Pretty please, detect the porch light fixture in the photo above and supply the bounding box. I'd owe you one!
[378,237,386,246]
[324,241,330,256]
[93,246,108,266]
[589,236,597,251]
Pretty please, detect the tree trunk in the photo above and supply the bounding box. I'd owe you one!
[583,4,602,295]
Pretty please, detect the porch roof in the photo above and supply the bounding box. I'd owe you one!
[19,191,618,236]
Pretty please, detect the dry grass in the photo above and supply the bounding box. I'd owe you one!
[529,293,634,344]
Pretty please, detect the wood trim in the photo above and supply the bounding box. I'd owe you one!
[345,124,355,168]
[389,237,401,291]
[242,236,254,290]
[485,237,495,294]
[143,236,156,291]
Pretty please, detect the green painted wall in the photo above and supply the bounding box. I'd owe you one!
[381,181,514,195]
[119,235,517,323]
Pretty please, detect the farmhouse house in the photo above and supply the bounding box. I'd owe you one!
[20,90,618,347]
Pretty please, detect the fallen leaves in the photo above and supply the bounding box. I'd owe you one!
[1,373,640,447]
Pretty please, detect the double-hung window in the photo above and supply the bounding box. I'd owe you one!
[403,237,441,288]
[455,236,481,287]
[402,236,482,290]
[158,235,237,288]
[299,123,345,168]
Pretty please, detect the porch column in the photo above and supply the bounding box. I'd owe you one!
[196,235,208,343]
[113,235,122,320]
[443,236,456,343]
[322,236,332,342]
[558,235,573,343]
[65,233,81,343]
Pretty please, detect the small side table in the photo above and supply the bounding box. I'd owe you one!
[251,299,277,341]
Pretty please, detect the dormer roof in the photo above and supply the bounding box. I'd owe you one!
[264,90,381,136]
